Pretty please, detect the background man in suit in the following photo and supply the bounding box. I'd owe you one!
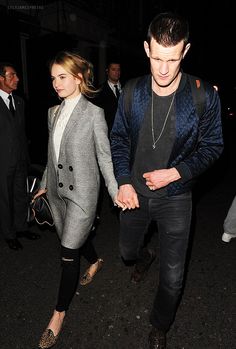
[94,61,122,134]
[0,62,40,250]
[90,61,123,217]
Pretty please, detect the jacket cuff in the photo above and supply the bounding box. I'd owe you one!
[117,176,132,187]
[175,163,192,183]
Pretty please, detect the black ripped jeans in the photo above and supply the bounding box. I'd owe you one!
[56,236,98,312]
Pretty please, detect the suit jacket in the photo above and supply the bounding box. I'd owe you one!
[41,95,118,249]
[92,81,121,134]
[0,93,28,176]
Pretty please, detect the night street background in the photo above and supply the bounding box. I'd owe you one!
[0,122,235,349]
[0,0,235,167]
[0,1,235,348]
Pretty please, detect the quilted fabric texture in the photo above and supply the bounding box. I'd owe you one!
[111,73,223,195]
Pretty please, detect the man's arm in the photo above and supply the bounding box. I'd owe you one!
[175,87,224,182]
[143,168,181,191]
[110,86,140,209]
[110,90,132,186]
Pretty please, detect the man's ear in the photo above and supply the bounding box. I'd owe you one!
[144,41,150,58]
[183,43,191,58]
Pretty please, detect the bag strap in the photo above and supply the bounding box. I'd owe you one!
[124,77,140,117]
[188,75,206,118]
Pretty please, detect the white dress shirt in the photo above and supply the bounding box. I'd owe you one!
[107,81,122,97]
[53,94,81,162]
[0,89,16,109]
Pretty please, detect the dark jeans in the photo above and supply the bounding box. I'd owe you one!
[120,192,192,332]
[0,163,28,239]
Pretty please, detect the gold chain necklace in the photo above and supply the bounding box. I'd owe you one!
[151,90,176,149]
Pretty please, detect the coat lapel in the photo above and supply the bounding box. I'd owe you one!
[51,102,64,130]
[59,95,88,148]
[49,103,62,166]
[49,96,88,166]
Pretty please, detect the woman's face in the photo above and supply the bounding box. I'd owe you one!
[51,63,81,99]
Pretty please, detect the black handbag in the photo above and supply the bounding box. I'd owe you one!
[27,175,54,226]
[31,193,54,226]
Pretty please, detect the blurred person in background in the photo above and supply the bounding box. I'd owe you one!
[0,62,40,251]
[222,195,236,242]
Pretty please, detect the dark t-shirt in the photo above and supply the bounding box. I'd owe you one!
[131,92,175,198]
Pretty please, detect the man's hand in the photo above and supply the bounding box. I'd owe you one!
[143,168,181,191]
[114,194,126,211]
[117,184,139,210]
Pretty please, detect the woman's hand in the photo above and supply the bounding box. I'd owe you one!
[32,188,47,202]
[114,197,127,211]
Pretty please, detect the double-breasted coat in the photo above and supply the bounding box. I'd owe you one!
[40,95,118,249]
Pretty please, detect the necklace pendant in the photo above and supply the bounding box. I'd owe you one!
[152,144,156,150]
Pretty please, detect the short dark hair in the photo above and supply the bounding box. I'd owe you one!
[107,61,120,69]
[0,62,15,76]
[147,12,189,47]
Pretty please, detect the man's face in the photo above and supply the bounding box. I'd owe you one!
[107,64,121,84]
[0,66,19,93]
[144,38,190,90]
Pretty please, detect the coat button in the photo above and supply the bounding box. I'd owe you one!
[69,185,73,190]
[59,182,63,187]
[69,166,73,171]
[58,164,63,169]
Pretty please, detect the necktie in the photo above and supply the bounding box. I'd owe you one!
[114,84,120,99]
[8,95,15,116]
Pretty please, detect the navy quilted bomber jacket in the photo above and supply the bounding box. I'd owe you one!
[110,73,224,196]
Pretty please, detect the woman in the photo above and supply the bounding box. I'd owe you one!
[35,51,123,349]
[79,215,104,286]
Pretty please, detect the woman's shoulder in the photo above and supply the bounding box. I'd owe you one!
[49,104,60,113]
[48,104,60,118]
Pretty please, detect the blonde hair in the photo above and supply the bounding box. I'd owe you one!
[49,51,97,97]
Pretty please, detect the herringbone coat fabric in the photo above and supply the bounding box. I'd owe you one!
[41,95,118,249]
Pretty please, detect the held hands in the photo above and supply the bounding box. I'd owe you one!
[115,184,139,211]
[143,168,181,191]
[114,196,126,211]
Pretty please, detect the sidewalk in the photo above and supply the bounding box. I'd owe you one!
[0,147,235,349]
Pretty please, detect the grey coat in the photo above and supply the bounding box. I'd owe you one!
[41,95,118,249]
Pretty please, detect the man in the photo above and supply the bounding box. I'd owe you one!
[90,61,122,216]
[0,62,40,250]
[94,61,122,133]
[110,13,223,349]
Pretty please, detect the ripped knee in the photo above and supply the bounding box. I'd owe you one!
[60,246,80,268]
[61,255,79,269]
[62,257,74,262]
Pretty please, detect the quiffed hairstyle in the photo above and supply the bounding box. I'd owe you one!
[0,62,15,76]
[147,12,189,47]
[49,51,96,97]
